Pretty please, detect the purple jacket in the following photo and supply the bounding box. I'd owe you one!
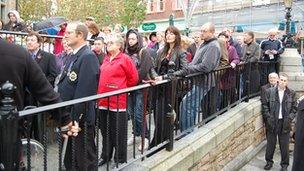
[227,45,240,65]
[221,45,240,90]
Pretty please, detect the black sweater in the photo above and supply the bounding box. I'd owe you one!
[0,40,70,125]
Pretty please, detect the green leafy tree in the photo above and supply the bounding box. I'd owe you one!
[18,0,53,22]
[118,0,147,28]
[19,0,147,29]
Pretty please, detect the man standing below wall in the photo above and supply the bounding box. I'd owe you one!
[262,73,297,171]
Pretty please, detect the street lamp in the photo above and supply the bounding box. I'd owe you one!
[283,0,294,48]
[169,14,174,26]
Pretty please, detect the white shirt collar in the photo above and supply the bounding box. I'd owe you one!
[72,44,86,55]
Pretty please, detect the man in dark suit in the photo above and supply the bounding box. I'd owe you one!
[262,73,297,171]
[0,39,79,170]
[26,32,58,86]
[25,32,59,142]
[187,32,203,58]
[58,22,99,171]
[292,98,304,171]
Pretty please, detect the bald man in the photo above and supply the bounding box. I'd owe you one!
[174,22,221,132]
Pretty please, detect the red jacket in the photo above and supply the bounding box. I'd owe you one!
[53,28,66,55]
[97,52,138,111]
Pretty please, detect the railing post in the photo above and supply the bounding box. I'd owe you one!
[0,81,19,170]
[245,62,252,102]
[166,75,177,151]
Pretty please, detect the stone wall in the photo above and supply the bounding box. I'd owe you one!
[128,98,265,171]
[192,114,265,171]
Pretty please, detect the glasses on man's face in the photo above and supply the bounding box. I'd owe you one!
[64,31,75,36]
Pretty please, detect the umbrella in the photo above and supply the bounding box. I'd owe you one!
[33,17,66,32]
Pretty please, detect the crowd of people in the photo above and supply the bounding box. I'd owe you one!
[1,9,304,170]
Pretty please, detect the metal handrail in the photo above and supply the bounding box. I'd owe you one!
[19,79,169,117]
[19,61,276,117]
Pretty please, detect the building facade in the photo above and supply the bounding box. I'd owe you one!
[0,0,17,22]
[141,0,304,34]
[139,0,186,33]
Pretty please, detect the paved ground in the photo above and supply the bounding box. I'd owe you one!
[240,142,294,171]
[24,118,156,171]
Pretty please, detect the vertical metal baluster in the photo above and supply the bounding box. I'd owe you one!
[148,87,152,145]
[160,85,165,144]
[154,85,159,144]
[106,98,110,171]
[26,118,31,171]
[141,89,147,155]
[83,103,88,170]
[95,105,99,167]
[131,91,136,158]
[42,114,47,171]
[115,95,119,168]
[57,127,63,171]
[71,136,76,170]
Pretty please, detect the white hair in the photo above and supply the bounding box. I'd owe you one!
[268,72,279,78]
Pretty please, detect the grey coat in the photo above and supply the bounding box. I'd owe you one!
[174,38,221,88]
[241,41,260,62]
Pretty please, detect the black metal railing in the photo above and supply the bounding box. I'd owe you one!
[0,52,277,170]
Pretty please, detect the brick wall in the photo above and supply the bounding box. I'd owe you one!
[132,98,266,171]
[145,0,184,21]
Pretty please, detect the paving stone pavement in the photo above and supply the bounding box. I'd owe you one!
[240,143,294,171]
[32,118,156,171]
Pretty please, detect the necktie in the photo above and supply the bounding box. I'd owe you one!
[31,53,36,59]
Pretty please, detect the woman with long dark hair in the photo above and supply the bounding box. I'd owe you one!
[125,29,154,151]
[150,26,188,148]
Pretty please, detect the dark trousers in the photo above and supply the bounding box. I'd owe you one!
[100,110,127,163]
[265,120,290,167]
[64,125,97,171]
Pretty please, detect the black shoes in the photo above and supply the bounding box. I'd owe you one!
[280,165,288,171]
[98,158,109,166]
[264,162,273,170]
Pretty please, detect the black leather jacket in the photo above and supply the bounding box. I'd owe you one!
[262,87,297,133]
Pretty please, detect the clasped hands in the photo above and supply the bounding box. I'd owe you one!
[61,121,81,138]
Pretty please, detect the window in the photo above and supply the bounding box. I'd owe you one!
[158,0,164,11]
[0,4,5,21]
[147,0,165,13]
[172,0,187,10]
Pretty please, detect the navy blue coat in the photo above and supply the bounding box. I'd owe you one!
[58,45,99,125]
[260,39,284,61]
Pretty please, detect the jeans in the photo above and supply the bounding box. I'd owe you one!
[180,85,208,132]
[127,90,148,138]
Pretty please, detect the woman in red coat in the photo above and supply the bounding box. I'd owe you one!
[53,23,67,55]
[97,34,138,166]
